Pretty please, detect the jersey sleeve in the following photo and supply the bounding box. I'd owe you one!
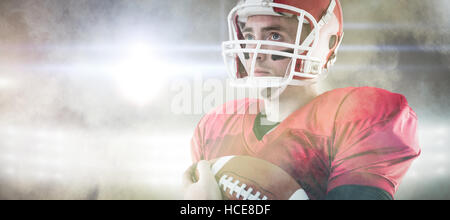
[328,87,421,198]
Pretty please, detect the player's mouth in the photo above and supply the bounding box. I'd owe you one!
[253,69,271,77]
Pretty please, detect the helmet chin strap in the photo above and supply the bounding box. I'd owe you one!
[260,58,292,101]
[261,55,329,101]
[260,84,288,101]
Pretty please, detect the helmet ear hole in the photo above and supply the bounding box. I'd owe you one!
[329,35,337,49]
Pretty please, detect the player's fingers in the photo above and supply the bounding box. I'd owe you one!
[182,163,196,189]
[196,160,214,182]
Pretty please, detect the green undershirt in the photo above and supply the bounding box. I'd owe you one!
[253,112,280,141]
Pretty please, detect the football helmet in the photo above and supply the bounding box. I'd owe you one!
[222,0,344,88]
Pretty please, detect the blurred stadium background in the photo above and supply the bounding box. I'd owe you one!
[0,0,449,199]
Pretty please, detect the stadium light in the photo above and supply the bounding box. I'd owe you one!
[112,40,167,106]
[0,78,13,89]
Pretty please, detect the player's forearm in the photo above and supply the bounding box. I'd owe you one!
[326,185,393,200]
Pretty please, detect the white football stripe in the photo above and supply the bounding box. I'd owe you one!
[211,155,235,175]
[289,189,309,200]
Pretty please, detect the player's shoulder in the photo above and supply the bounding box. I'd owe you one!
[329,86,412,122]
[319,86,403,101]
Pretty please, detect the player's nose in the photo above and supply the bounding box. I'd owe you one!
[245,51,267,62]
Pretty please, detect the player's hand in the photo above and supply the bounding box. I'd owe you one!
[182,160,223,200]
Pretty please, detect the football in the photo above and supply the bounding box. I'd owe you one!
[195,155,308,200]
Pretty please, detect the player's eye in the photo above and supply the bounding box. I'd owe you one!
[269,32,282,41]
[244,34,255,40]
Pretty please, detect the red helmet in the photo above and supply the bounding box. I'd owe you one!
[222,0,344,88]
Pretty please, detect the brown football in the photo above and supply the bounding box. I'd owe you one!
[195,155,308,200]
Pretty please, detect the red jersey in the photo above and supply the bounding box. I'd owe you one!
[190,87,420,200]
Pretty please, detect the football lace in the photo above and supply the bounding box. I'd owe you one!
[218,174,268,200]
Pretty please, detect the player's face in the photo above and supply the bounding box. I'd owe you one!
[241,15,310,78]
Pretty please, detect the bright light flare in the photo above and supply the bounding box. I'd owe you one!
[0,78,13,89]
[113,41,167,106]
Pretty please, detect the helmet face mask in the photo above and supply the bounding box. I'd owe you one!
[222,0,343,89]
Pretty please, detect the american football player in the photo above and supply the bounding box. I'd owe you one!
[183,0,420,200]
